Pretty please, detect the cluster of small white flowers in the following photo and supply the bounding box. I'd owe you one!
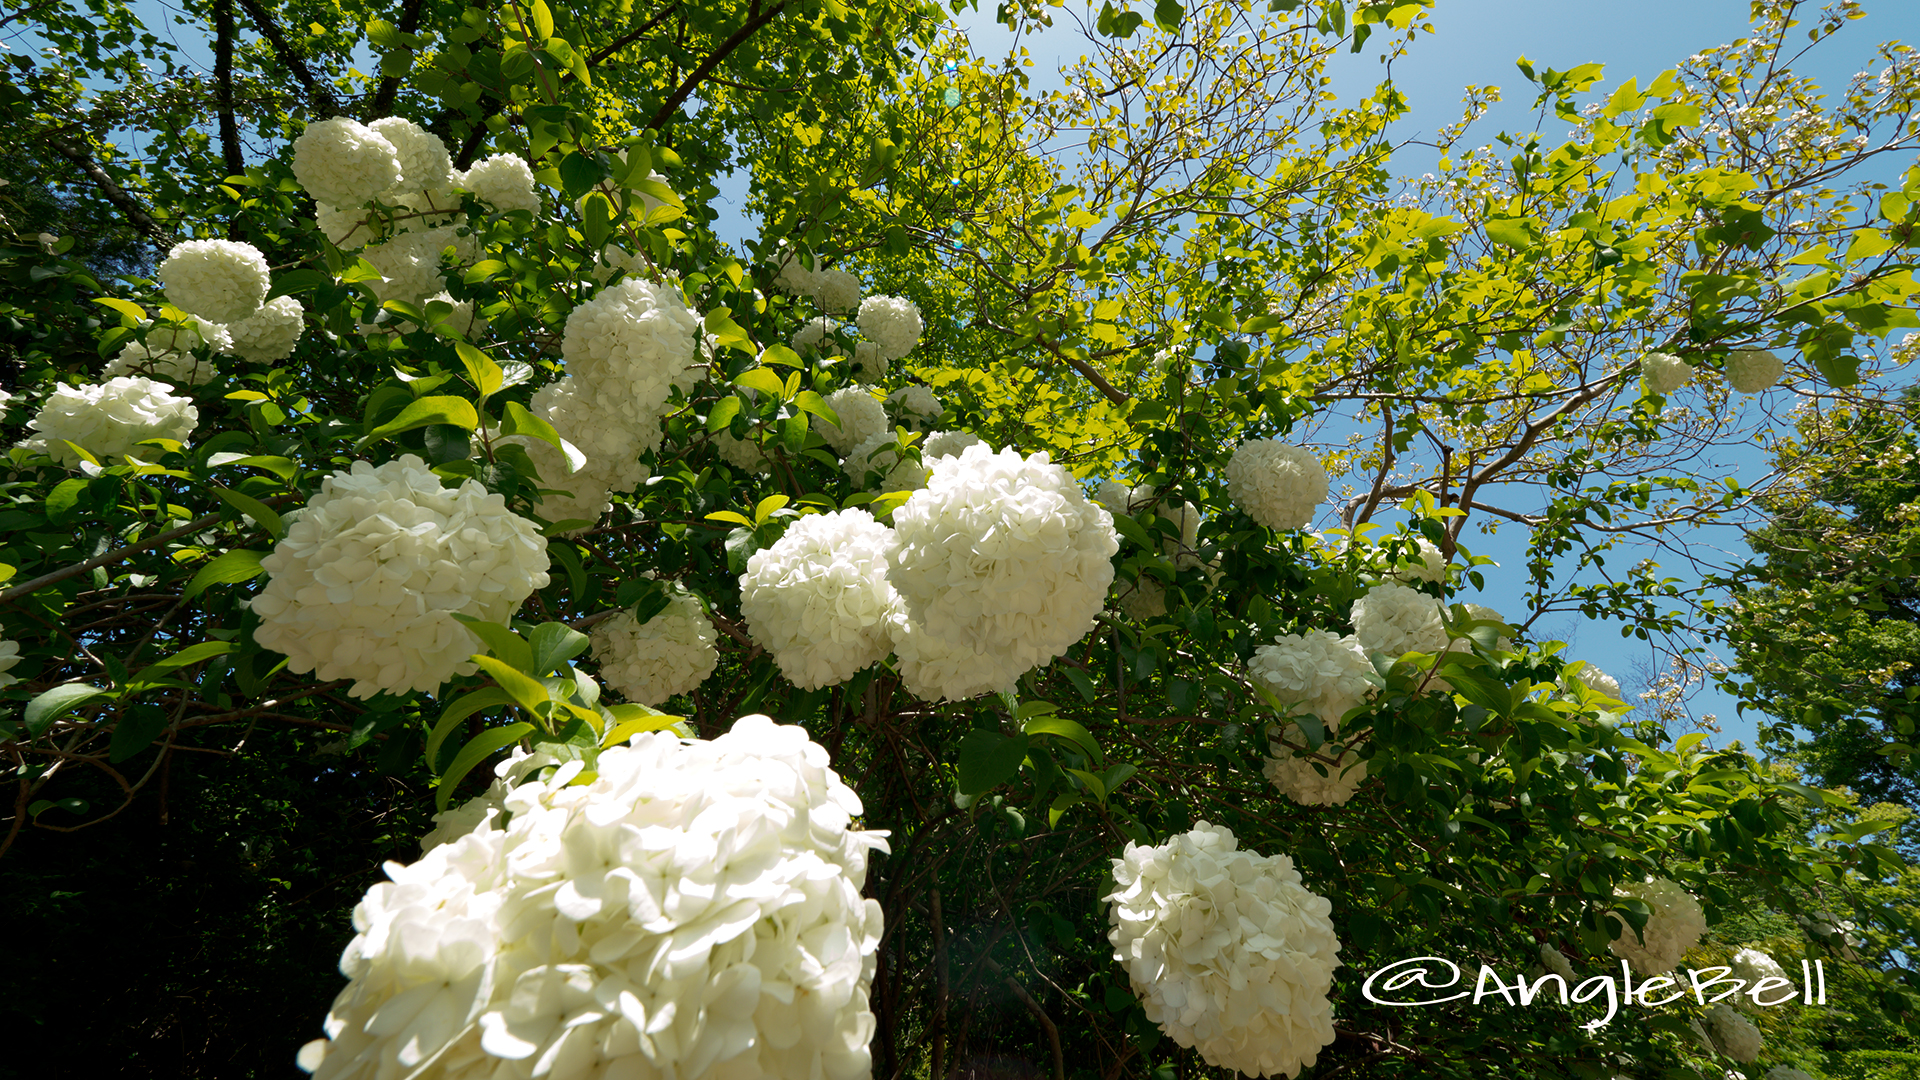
[225,296,306,363]
[22,377,199,465]
[561,277,701,411]
[888,444,1118,694]
[250,456,552,700]
[713,429,772,474]
[367,117,453,195]
[1384,538,1448,584]
[291,118,403,209]
[1642,351,1695,395]
[491,381,612,533]
[536,377,652,497]
[814,385,890,456]
[811,268,862,314]
[888,613,1029,702]
[1726,348,1786,393]
[1730,947,1791,1010]
[362,225,473,307]
[102,341,219,386]
[852,341,886,380]
[1540,943,1576,981]
[1106,822,1341,1079]
[297,716,889,1080]
[771,249,817,295]
[156,239,270,324]
[741,510,903,690]
[1351,583,1448,659]
[1263,729,1369,806]
[856,296,923,362]
[1607,877,1708,975]
[1225,440,1328,531]
[1249,631,1375,729]
[884,385,942,430]
[842,430,982,493]
[792,317,837,357]
[1704,1003,1763,1062]
[589,590,719,705]
[462,153,541,214]
[0,639,21,690]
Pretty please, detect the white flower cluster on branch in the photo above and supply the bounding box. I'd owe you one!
[1248,630,1374,729]
[1225,440,1328,530]
[884,385,942,430]
[1351,583,1448,660]
[1606,877,1708,975]
[1106,822,1341,1079]
[1642,351,1694,395]
[156,239,271,324]
[22,376,199,465]
[856,296,923,362]
[814,386,890,456]
[291,119,404,210]
[1727,348,1786,393]
[225,296,307,363]
[1262,728,1369,806]
[250,455,551,699]
[298,716,890,1080]
[1730,947,1792,1010]
[1704,1002,1763,1062]
[843,430,981,493]
[741,510,902,690]
[590,589,719,705]
[105,316,227,385]
[462,153,541,214]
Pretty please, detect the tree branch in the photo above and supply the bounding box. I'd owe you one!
[0,495,294,607]
[586,1,682,67]
[40,134,169,245]
[646,0,787,133]
[213,0,245,181]
[368,0,428,120]
[233,0,344,116]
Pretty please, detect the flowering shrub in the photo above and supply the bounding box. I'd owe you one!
[296,715,889,1080]
[1248,630,1375,727]
[1262,728,1370,806]
[21,376,199,465]
[1642,351,1695,395]
[1350,582,1448,659]
[1107,822,1340,1078]
[225,296,307,363]
[250,456,552,699]
[154,238,270,323]
[1606,877,1707,975]
[1730,947,1791,1009]
[290,118,402,209]
[462,152,541,214]
[883,385,942,429]
[1703,1002,1763,1062]
[1224,440,1328,530]
[739,509,903,689]
[589,590,719,705]
[856,295,923,361]
[1727,348,1786,393]
[813,385,889,456]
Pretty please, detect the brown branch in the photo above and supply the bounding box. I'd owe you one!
[646,0,788,133]
[213,0,245,182]
[983,957,1065,1080]
[586,1,682,66]
[40,134,169,245]
[233,0,343,116]
[0,494,293,607]
[368,0,428,120]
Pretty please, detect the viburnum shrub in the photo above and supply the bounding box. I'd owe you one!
[5,1,1920,1076]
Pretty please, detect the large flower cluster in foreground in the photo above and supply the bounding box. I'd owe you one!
[888,443,1117,693]
[740,510,901,689]
[1704,1002,1763,1062]
[22,376,199,465]
[298,716,890,1080]
[1107,822,1341,1079]
[1350,583,1448,659]
[1224,440,1327,531]
[250,456,551,699]
[291,118,403,210]
[1606,877,1707,975]
[156,238,270,324]
[589,590,719,705]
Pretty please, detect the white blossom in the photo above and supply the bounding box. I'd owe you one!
[1607,877,1708,975]
[740,510,903,690]
[842,430,982,492]
[155,238,270,324]
[888,612,1029,702]
[852,341,886,380]
[1727,348,1786,393]
[1263,727,1369,806]
[361,225,471,307]
[22,377,199,465]
[713,429,773,474]
[462,153,541,215]
[1351,583,1448,659]
[792,317,838,357]
[102,341,219,386]
[314,202,372,248]
[298,716,889,1080]
[1730,947,1792,1010]
[249,455,552,700]
[1385,538,1448,584]
[856,295,923,362]
[1249,631,1375,728]
[1566,662,1624,703]
[226,296,306,362]
[495,406,609,534]
[1106,822,1340,1078]
[813,385,890,456]
[888,443,1118,682]
[416,290,486,340]
[291,118,402,209]
[368,117,453,196]
[1705,1003,1763,1062]
[590,590,719,705]
[771,249,818,295]
[1643,351,1695,395]
[884,385,942,430]
[1540,943,1576,981]
[811,268,862,314]
[560,278,701,423]
[1225,440,1328,531]
[0,639,21,689]
[534,377,652,499]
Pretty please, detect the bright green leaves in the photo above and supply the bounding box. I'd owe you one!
[1096,2,1143,38]
[1152,0,1184,33]
[363,396,480,442]
[951,702,1128,828]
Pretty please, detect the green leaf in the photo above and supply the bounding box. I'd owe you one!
[957,729,1031,795]
[206,453,297,479]
[1484,217,1539,249]
[455,341,504,397]
[450,614,534,671]
[498,400,583,474]
[426,686,516,768]
[528,622,590,675]
[580,193,614,250]
[28,798,89,819]
[1096,1,1144,37]
[212,486,285,539]
[528,0,554,39]
[471,654,553,715]
[185,549,266,598]
[759,344,805,369]
[557,152,605,202]
[706,395,743,433]
[1109,511,1155,549]
[1025,715,1103,763]
[109,704,171,763]
[45,478,88,524]
[792,391,841,429]
[365,395,480,440]
[602,704,684,747]
[1153,0,1184,32]
[24,683,108,738]
[92,297,146,326]
[735,368,787,399]
[753,493,790,525]
[129,640,235,685]
[436,722,535,810]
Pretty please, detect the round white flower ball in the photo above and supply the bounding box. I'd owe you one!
[1705,1002,1763,1062]
[889,611,1029,702]
[1107,822,1341,1078]
[1566,662,1624,703]
[792,317,837,357]
[1540,943,1576,981]
[1642,351,1694,395]
[713,429,773,474]
[249,455,552,700]
[1385,538,1448,584]
[143,313,231,355]
[23,377,199,465]
[740,509,903,690]
[462,153,541,214]
[493,413,610,534]
[885,385,942,429]
[1351,583,1448,659]
[533,377,650,497]
[103,342,219,386]
[1263,727,1369,806]
[1731,947,1792,1009]
[888,443,1118,677]
[1607,877,1708,975]
[560,277,701,413]
[590,590,719,705]
[1249,630,1375,728]
[842,429,983,493]
[857,295,923,362]
[367,116,452,196]
[361,225,470,307]
[297,715,889,1080]
[772,249,818,295]
[0,639,22,690]
[313,202,372,248]
[225,296,305,363]
[813,385,890,455]
[1225,439,1328,531]
[155,239,270,324]
[852,341,886,379]
[291,118,402,209]
[1727,348,1786,393]
[812,267,862,314]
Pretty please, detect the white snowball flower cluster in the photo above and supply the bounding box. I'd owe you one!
[884,385,942,430]
[462,152,541,214]
[0,639,21,690]
[367,116,453,195]
[852,341,886,380]
[1540,943,1576,981]
[155,239,270,324]
[1351,583,1448,659]
[561,277,701,410]
[1249,631,1375,728]
[813,385,890,456]
[1225,440,1328,531]
[144,313,232,356]
[362,225,472,307]
[713,429,772,474]
[771,249,817,295]
[888,614,1029,703]
[888,443,1118,688]
[1730,947,1791,1010]
[741,510,902,690]
[856,295,923,362]
[1106,822,1340,1079]
[1704,1003,1763,1062]
[225,296,306,363]
[1643,351,1695,395]
[297,716,890,1080]
[842,430,982,493]
[250,455,552,699]
[812,267,862,314]
[291,118,402,209]
[493,381,616,532]
[1607,877,1708,975]
[23,377,199,465]
[1263,728,1369,806]
[102,342,219,386]
[536,377,652,497]
[1385,538,1448,584]
[792,317,839,358]
[1727,348,1786,393]
[590,590,719,705]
